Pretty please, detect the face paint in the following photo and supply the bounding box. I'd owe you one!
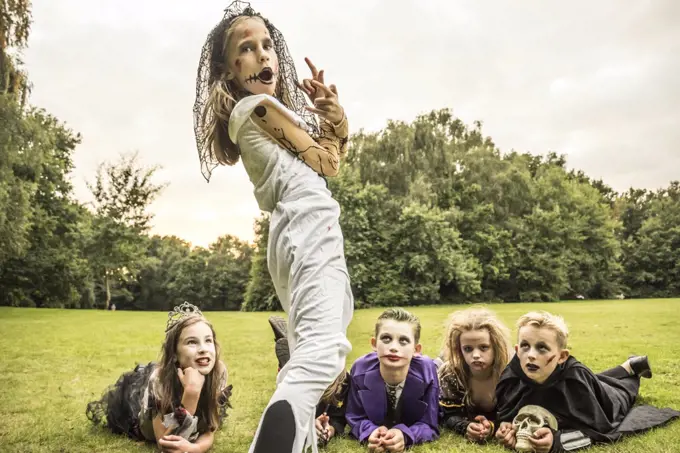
[516,326,567,384]
[372,320,419,370]
[226,18,278,96]
[459,329,495,376]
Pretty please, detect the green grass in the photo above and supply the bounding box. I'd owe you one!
[1,299,679,452]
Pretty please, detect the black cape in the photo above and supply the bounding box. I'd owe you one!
[496,355,679,445]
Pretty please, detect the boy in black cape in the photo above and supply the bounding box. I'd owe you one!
[495,311,679,452]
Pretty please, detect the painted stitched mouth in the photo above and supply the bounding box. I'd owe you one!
[245,67,275,84]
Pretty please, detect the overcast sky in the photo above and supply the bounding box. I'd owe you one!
[23,0,680,247]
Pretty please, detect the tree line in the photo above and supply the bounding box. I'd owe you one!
[2,2,678,311]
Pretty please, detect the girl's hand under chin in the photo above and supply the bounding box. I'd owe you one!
[178,367,205,394]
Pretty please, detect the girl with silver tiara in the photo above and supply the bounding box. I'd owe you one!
[86,303,232,452]
[193,2,354,452]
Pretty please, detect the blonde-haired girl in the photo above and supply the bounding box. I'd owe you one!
[438,306,511,443]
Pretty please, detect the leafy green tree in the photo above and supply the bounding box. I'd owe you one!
[123,235,191,311]
[1,0,33,103]
[242,214,279,311]
[621,182,680,298]
[0,105,93,308]
[205,235,253,310]
[86,152,166,309]
[0,95,36,265]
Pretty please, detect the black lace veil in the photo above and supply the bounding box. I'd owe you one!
[193,0,320,182]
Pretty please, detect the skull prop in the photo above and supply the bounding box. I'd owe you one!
[512,405,558,452]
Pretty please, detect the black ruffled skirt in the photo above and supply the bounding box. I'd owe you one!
[86,362,156,441]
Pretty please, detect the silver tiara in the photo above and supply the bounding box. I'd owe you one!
[166,302,204,332]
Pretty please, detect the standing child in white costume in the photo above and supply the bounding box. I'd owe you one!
[193,2,354,452]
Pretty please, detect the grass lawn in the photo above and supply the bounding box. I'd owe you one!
[1,299,679,452]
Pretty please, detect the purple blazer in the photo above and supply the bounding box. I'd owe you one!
[345,352,440,446]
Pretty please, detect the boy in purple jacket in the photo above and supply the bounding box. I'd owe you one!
[345,308,439,452]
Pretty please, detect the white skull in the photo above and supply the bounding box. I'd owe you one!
[512,405,558,452]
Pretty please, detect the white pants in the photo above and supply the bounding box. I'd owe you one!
[248,194,354,453]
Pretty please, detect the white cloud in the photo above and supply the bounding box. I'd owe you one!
[22,0,680,246]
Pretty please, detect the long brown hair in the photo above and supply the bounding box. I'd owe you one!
[439,306,510,408]
[320,369,348,407]
[201,15,289,167]
[194,4,322,181]
[152,316,228,432]
[202,15,254,166]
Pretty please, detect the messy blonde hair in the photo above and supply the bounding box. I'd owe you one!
[153,316,228,432]
[516,311,569,349]
[439,307,511,408]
